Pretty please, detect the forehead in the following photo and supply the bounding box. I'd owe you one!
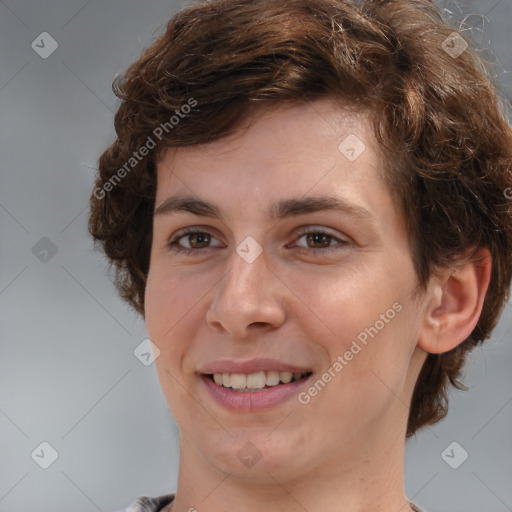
[154,98,393,224]
[158,98,375,163]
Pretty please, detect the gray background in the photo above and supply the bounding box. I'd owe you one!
[0,1,511,511]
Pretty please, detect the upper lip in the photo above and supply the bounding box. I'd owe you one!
[198,358,313,375]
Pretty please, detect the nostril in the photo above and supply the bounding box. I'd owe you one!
[249,322,268,328]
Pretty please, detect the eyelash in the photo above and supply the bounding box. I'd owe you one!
[167,226,349,256]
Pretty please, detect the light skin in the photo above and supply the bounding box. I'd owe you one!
[144,98,491,512]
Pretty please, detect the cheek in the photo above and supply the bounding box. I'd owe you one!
[145,271,198,413]
[144,266,200,338]
[144,273,171,341]
[144,276,189,373]
[290,263,416,379]
[285,265,394,344]
[144,266,215,379]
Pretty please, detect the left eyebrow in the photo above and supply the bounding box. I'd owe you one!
[270,196,376,224]
[154,194,376,225]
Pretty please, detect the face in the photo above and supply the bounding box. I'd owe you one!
[145,98,429,483]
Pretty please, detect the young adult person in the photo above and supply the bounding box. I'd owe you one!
[89,1,512,511]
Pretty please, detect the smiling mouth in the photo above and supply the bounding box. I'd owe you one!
[205,370,313,392]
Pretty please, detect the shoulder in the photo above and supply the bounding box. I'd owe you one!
[124,494,175,512]
[122,496,422,512]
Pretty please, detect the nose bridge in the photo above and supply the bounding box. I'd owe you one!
[218,244,272,309]
[206,243,285,336]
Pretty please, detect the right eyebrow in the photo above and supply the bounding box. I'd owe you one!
[154,196,224,220]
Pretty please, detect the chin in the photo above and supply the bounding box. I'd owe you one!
[199,431,304,482]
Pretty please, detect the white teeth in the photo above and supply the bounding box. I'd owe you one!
[230,373,246,389]
[279,371,293,383]
[246,371,266,389]
[210,370,309,390]
[266,370,280,386]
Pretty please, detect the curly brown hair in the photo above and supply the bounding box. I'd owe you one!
[88,0,512,436]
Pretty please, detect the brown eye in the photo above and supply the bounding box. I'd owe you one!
[305,232,333,248]
[186,232,211,248]
[168,228,224,253]
[293,228,350,254]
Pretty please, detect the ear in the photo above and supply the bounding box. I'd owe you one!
[417,248,492,354]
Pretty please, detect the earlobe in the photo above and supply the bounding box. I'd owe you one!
[417,248,492,354]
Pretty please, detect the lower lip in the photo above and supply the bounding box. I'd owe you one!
[200,374,312,411]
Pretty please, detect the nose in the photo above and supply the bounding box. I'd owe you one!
[206,246,286,339]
